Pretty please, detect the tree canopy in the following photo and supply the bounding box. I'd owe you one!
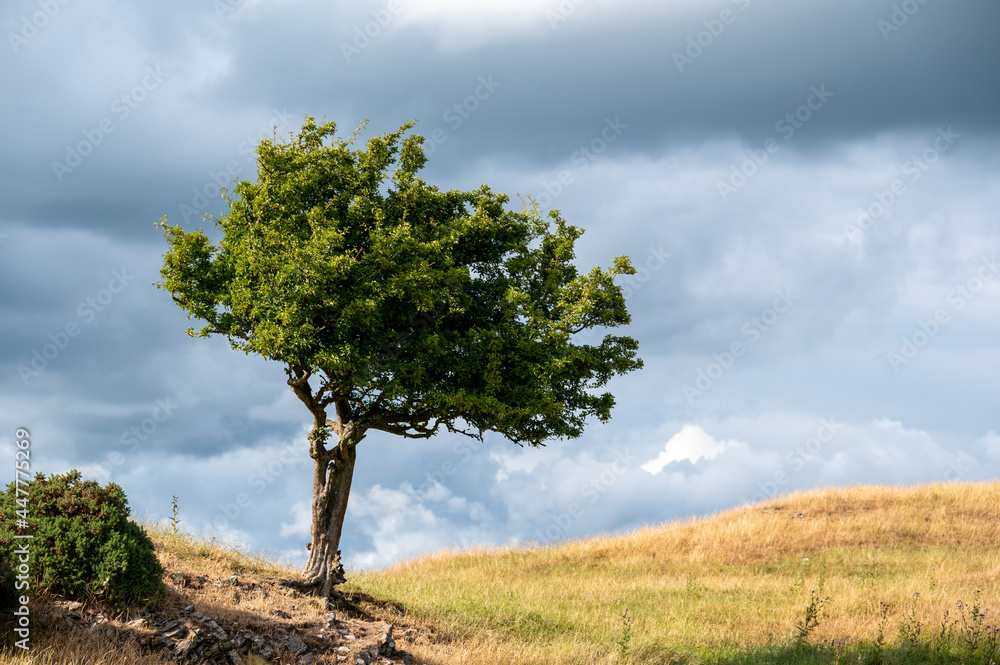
[158,117,643,448]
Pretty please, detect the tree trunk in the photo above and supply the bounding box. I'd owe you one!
[282,422,361,603]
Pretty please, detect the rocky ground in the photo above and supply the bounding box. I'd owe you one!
[39,571,446,665]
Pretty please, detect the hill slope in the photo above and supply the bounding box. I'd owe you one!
[346,481,1000,664]
[2,481,998,665]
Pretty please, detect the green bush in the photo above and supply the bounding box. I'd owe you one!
[0,554,13,611]
[0,470,164,607]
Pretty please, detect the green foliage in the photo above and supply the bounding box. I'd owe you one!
[0,470,164,607]
[897,592,923,646]
[156,116,642,447]
[0,553,13,611]
[617,608,633,658]
[868,600,890,665]
[794,590,826,647]
[170,494,180,536]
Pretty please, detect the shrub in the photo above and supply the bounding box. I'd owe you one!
[0,470,164,607]
[0,553,13,611]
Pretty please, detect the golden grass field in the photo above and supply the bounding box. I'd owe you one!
[3,480,999,664]
[345,481,1000,664]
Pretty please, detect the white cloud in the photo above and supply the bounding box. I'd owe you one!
[641,424,745,475]
[489,445,563,482]
[346,482,495,569]
[976,431,1000,462]
[279,499,312,538]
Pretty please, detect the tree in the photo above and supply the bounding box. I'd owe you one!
[156,117,643,600]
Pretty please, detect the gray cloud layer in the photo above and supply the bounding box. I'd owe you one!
[1,0,998,568]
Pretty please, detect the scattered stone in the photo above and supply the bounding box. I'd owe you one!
[286,635,308,655]
[233,630,275,661]
[176,636,197,657]
[170,572,188,587]
[36,571,429,665]
[160,607,244,664]
[377,625,395,656]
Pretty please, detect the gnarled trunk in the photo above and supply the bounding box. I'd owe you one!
[303,434,355,598]
[282,419,362,603]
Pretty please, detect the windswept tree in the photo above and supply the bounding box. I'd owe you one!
[156,117,643,600]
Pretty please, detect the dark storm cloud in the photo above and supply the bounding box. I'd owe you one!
[205,0,1000,162]
[2,0,998,238]
[1,0,998,569]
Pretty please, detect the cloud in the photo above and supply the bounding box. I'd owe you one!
[279,499,311,539]
[2,0,999,573]
[346,481,495,569]
[641,424,745,475]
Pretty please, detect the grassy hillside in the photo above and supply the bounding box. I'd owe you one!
[345,481,1000,664]
[2,481,998,664]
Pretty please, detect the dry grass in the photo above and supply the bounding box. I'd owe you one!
[0,630,167,665]
[3,481,999,664]
[345,481,1000,664]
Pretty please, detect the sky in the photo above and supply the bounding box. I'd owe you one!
[1,0,998,571]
